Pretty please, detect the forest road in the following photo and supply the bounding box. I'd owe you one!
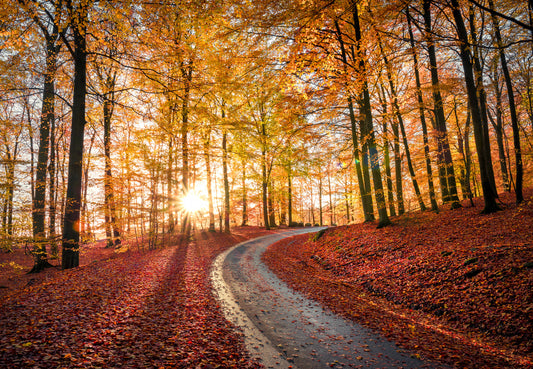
[211,228,447,369]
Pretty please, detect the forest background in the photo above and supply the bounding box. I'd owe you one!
[0,0,532,273]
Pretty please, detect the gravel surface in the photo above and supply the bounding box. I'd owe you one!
[211,228,446,368]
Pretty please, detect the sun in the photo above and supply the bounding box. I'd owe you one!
[180,191,207,213]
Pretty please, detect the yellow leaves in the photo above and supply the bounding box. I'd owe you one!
[0,261,25,271]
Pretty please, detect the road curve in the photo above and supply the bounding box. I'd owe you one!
[211,228,443,369]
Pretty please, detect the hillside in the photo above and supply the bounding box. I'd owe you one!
[263,190,533,368]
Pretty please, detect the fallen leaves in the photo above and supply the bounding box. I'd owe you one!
[0,227,274,368]
[263,190,533,369]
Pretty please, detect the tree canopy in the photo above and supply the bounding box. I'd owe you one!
[0,0,531,268]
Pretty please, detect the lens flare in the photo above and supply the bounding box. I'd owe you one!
[180,191,207,213]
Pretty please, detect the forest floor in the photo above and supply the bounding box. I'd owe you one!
[263,189,533,369]
[0,227,277,368]
[0,190,531,368]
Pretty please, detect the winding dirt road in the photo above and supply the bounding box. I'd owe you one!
[211,228,445,369]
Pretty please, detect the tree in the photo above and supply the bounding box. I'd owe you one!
[377,84,397,217]
[488,0,523,203]
[0,105,24,251]
[449,0,500,213]
[334,19,375,222]
[202,129,216,231]
[61,0,92,269]
[350,0,390,227]
[406,5,439,212]
[422,0,461,209]
[16,0,66,271]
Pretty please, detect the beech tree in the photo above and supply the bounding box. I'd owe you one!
[488,0,523,203]
[406,5,439,212]
[422,0,462,209]
[61,0,92,269]
[448,0,501,213]
[15,0,67,271]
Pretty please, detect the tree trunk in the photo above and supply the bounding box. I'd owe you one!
[48,111,58,258]
[287,163,293,226]
[392,117,403,214]
[268,183,276,227]
[103,75,121,247]
[334,20,374,221]
[180,62,192,237]
[345,175,351,223]
[464,111,474,205]
[32,36,58,272]
[222,131,230,233]
[377,35,426,211]
[489,0,523,203]
[318,176,323,226]
[352,1,390,227]
[450,0,500,213]
[261,118,270,229]
[377,37,406,214]
[469,5,499,197]
[489,67,510,192]
[328,170,334,225]
[454,99,469,200]
[406,6,439,212]
[423,0,461,208]
[167,135,175,234]
[203,133,216,231]
[81,129,95,243]
[241,159,248,226]
[378,85,396,217]
[2,142,17,251]
[62,8,88,269]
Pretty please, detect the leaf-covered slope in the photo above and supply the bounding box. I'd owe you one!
[263,191,533,369]
[0,228,273,368]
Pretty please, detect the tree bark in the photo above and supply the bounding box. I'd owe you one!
[489,0,523,203]
[222,131,230,233]
[468,5,498,197]
[406,6,439,212]
[62,4,88,269]
[32,36,58,272]
[241,160,248,226]
[287,163,293,226]
[180,62,192,237]
[203,132,216,231]
[260,117,270,229]
[489,66,510,192]
[103,73,121,247]
[377,34,426,211]
[377,85,396,217]
[48,108,58,258]
[334,20,374,221]
[449,0,500,213]
[268,181,276,227]
[390,116,403,215]
[351,1,390,227]
[423,0,461,209]
[328,170,334,225]
[318,176,323,226]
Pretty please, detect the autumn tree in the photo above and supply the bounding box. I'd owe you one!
[61,0,92,269]
[448,0,500,213]
[422,0,462,209]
